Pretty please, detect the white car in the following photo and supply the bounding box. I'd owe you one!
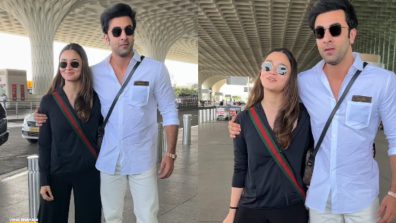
[21,113,39,143]
[216,106,230,121]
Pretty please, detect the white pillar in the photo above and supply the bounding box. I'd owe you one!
[0,0,84,95]
[137,16,194,62]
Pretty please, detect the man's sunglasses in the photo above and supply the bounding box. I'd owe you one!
[59,61,80,69]
[261,61,288,76]
[314,23,348,39]
[111,26,135,37]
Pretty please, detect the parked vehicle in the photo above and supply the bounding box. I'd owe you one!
[228,106,241,117]
[216,105,242,121]
[0,103,9,146]
[216,106,230,121]
[21,113,38,143]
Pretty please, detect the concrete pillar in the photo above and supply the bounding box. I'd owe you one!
[0,0,83,95]
[137,16,195,62]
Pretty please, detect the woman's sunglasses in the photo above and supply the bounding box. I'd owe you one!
[59,61,80,69]
[314,23,348,39]
[111,26,135,37]
[261,61,288,76]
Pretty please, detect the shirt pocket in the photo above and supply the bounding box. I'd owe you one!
[130,85,149,107]
[345,101,372,129]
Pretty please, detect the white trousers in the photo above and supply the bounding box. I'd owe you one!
[100,166,159,223]
[309,197,379,223]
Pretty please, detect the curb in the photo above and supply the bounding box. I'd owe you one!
[7,118,24,122]
[0,167,27,182]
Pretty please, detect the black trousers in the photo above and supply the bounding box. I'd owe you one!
[234,202,308,223]
[38,168,101,223]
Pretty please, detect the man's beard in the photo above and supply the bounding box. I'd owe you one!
[118,43,133,57]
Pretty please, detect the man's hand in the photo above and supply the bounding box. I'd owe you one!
[378,195,396,223]
[34,111,48,127]
[40,186,54,201]
[158,156,175,179]
[228,115,241,138]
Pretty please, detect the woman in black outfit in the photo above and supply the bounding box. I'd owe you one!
[38,43,102,223]
[223,48,312,223]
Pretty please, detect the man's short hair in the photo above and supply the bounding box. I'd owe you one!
[100,3,136,34]
[308,0,358,31]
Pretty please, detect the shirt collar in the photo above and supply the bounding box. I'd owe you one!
[351,52,364,71]
[314,52,365,74]
[104,49,142,65]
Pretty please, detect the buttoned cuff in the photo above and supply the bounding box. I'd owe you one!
[162,114,180,126]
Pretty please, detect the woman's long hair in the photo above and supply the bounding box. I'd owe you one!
[47,43,94,122]
[246,48,300,149]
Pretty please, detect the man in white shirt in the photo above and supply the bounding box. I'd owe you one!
[94,4,179,223]
[36,3,179,223]
[228,0,396,222]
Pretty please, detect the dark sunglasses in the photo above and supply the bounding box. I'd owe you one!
[314,23,348,39]
[59,61,80,69]
[261,61,288,76]
[111,26,135,37]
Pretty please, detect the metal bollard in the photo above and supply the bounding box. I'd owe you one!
[202,109,207,123]
[206,109,210,122]
[183,114,192,145]
[28,155,40,218]
[199,109,203,124]
[213,108,217,121]
[211,108,215,121]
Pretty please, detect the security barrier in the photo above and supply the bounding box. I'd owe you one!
[27,155,40,218]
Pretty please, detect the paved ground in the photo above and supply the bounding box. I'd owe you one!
[198,121,396,223]
[1,120,394,223]
[0,126,38,176]
[0,109,198,176]
[0,126,198,223]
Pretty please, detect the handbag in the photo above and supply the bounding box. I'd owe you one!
[97,55,145,148]
[248,106,306,199]
[52,91,98,158]
[303,62,368,185]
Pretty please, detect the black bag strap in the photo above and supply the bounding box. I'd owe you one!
[52,91,98,158]
[248,106,306,199]
[308,62,368,163]
[102,55,145,127]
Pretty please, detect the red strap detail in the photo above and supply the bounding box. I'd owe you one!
[52,91,97,158]
[249,107,305,198]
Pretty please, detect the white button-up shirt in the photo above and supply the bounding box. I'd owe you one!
[298,53,396,213]
[92,51,179,175]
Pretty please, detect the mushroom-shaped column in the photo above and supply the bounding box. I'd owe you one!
[134,1,196,62]
[0,0,83,95]
[137,17,192,62]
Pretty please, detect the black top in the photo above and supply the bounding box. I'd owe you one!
[38,88,102,186]
[233,103,313,208]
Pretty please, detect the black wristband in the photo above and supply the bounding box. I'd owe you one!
[229,206,238,209]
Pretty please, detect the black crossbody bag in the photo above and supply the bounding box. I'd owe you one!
[303,62,368,185]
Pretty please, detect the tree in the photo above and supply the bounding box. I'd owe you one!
[174,87,198,97]
[232,96,241,101]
